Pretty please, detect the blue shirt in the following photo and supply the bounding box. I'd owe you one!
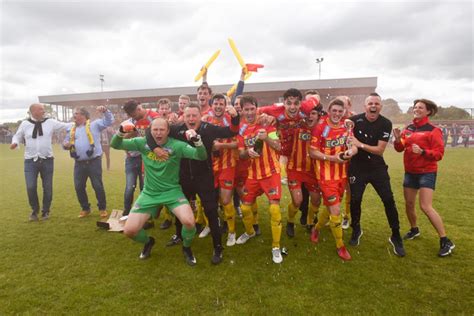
[65,111,114,161]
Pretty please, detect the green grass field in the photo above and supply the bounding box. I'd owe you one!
[0,144,473,315]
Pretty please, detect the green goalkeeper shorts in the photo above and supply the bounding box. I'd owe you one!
[130,189,189,218]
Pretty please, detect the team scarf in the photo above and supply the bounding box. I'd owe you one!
[27,118,48,139]
[69,120,95,158]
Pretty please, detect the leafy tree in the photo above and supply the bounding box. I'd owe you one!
[381,98,402,118]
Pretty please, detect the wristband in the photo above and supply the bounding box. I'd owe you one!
[192,135,203,147]
[117,131,126,138]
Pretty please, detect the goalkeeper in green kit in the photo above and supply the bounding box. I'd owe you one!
[111,117,207,266]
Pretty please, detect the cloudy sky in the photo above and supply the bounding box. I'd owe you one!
[1,0,472,122]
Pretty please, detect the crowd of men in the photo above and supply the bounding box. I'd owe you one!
[13,71,454,265]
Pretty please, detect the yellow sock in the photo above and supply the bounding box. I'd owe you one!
[163,207,172,221]
[251,201,259,225]
[241,204,255,234]
[269,204,282,248]
[315,207,330,230]
[344,195,351,220]
[329,214,344,248]
[307,203,319,225]
[195,198,207,225]
[223,203,236,233]
[280,162,287,179]
[287,202,298,223]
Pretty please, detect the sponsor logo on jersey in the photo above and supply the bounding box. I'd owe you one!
[299,131,311,141]
[146,151,169,162]
[244,135,259,147]
[325,136,347,148]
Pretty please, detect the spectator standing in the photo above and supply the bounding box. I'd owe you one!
[63,106,114,218]
[11,103,71,221]
[393,99,455,256]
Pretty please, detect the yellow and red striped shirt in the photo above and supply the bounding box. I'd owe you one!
[287,123,315,173]
[310,118,349,181]
[205,113,238,173]
[238,123,280,180]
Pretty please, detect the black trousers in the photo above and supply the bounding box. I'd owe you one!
[349,165,400,233]
[299,184,310,224]
[176,175,222,249]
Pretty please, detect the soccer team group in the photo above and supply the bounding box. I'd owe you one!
[12,70,455,266]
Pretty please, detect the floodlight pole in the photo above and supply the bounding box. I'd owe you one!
[315,58,324,80]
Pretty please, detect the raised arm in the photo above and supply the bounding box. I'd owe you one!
[93,106,114,130]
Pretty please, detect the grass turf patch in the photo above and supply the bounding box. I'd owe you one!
[0,144,472,314]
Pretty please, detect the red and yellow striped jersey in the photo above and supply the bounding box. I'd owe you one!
[205,113,238,172]
[237,123,280,180]
[310,118,349,181]
[287,123,315,173]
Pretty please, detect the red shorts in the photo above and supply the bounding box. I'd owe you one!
[235,160,249,189]
[214,167,236,190]
[287,170,319,192]
[241,173,282,203]
[319,179,347,206]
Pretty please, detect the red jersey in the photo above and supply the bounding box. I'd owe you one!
[394,117,444,174]
[238,123,280,180]
[201,106,212,116]
[205,112,238,172]
[287,122,316,173]
[258,99,318,156]
[133,109,159,136]
[310,117,349,181]
[128,109,159,158]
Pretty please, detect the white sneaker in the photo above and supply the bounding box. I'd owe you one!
[199,226,211,238]
[272,247,283,263]
[342,218,350,230]
[226,233,236,246]
[281,177,288,185]
[236,232,256,245]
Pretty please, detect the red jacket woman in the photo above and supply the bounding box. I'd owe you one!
[393,116,444,174]
[393,99,454,257]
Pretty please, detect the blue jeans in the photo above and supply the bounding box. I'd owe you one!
[24,158,54,215]
[123,156,144,215]
[403,172,437,190]
[74,157,106,211]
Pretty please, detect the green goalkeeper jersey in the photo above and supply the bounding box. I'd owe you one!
[111,135,207,195]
